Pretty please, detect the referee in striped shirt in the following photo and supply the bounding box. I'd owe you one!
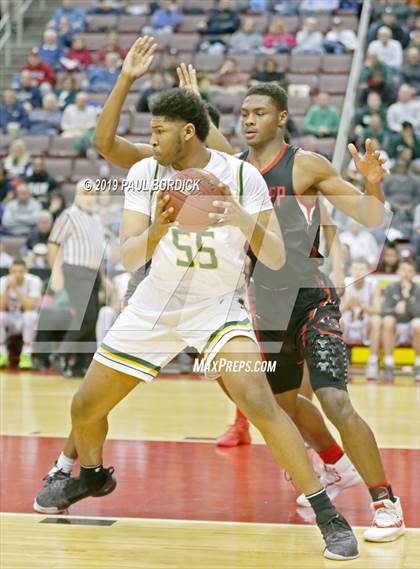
[48,179,107,376]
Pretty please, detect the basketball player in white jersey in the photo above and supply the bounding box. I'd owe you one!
[34,86,358,560]
[341,257,382,379]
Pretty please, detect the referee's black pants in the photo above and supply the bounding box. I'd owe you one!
[61,263,100,363]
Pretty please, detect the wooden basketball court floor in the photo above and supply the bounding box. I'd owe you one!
[1,370,419,569]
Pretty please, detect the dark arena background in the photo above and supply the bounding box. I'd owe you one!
[0,0,419,568]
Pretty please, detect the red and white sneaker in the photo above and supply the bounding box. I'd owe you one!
[216,418,251,447]
[363,497,405,542]
[296,454,362,507]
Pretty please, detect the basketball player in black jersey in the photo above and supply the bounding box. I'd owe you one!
[229,83,404,543]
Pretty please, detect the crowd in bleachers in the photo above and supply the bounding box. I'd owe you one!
[0,0,419,377]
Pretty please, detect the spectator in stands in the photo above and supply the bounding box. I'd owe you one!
[87,52,121,94]
[0,258,42,369]
[56,16,74,49]
[248,0,269,12]
[0,89,30,135]
[230,17,263,54]
[359,51,394,105]
[341,219,379,267]
[55,74,77,109]
[387,84,420,133]
[26,243,49,269]
[359,113,390,150]
[261,19,296,53]
[409,30,420,51]
[0,164,14,206]
[61,91,97,140]
[3,139,32,178]
[0,243,13,269]
[367,26,403,71]
[48,191,66,220]
[354,91,387,132]
[382,259,420,381]
[293,17,324,55]
[136,72,167,113]
[377,242,400,274]
[303,92,340,138]
[2,182,42,236]
[389,121,420,160]
[368,6,410,49]
[199,0,241,36]
[29,93,62,135]
[300,0,339,14]
[14,70,42,111]
[161,48,181,87]
[65,35,93,70]
[26,210,53,250]
[401,47,420,94]
[25,157,59,205]
[209,58,250,96]
[324,16,358,53]
[53,0,87,33]
[251,57,287,88]
[97,32,127,65]
[21,47,56,89]
[39,29,66,72]
[90,0,127,15]
[341,258,383,380]
[145,1,182,34]
[383,157,419,240]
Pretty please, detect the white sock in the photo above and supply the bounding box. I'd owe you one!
[21,344,31,355]
[384,355,394,367]
[368,354,378,363]
[0,344,6,355]
[331,454,353,474]
[56,452,75,474]
[415,356,420,367]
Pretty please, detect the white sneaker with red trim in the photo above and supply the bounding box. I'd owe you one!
[296,454,362,507]
[363,497,405,542]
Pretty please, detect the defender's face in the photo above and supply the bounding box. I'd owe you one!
[240,95,287,147]
[150,117,186,166]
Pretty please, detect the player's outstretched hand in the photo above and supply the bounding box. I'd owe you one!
[151,191,178,238]
[208,183,251,230]
[177,63,200,97]
[121,36,157,82]
[348,138,390,185]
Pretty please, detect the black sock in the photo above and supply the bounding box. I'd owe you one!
[369,484,395,503]
[80,465,107,491]
[306,488,338,525]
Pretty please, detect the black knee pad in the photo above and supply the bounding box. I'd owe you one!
[305,334,348,391]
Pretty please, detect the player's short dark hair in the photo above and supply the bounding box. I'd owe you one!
[150,88,210,142]
[205,103,220,129]
[245,83,288,112]
[11,258,26,268]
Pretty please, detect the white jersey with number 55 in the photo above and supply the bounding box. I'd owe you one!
[123,150,272,301]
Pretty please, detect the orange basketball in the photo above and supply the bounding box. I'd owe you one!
[165,168,225,232]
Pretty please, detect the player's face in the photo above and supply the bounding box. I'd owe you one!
[10,264,26,285]
[150,117,185,166]
[240,95,287,147]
